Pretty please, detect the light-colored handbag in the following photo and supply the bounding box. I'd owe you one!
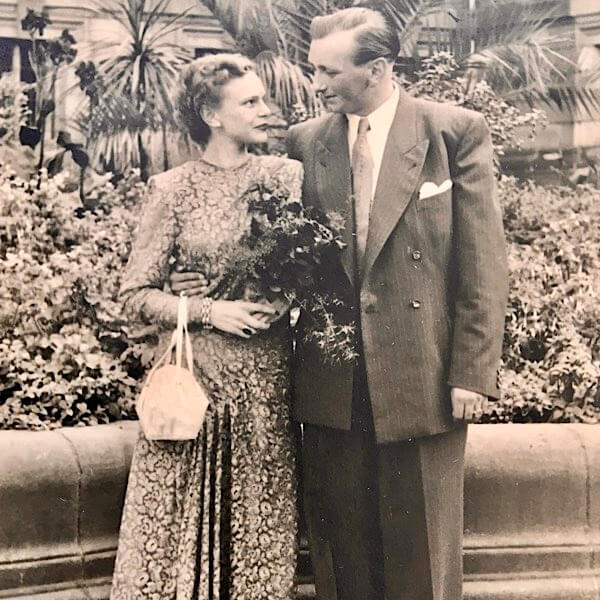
[136,295,209,441]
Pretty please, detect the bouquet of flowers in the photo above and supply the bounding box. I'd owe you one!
[230,180,357,365]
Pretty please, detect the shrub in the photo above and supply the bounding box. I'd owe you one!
[0,166,148,429]
[490,178,600,423]
[0,73,36,178]
[408,53,599,423]
[404,52,547,166]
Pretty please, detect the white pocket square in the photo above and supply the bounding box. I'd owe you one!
[418,179,453,200]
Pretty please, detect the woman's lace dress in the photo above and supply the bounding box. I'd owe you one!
[110,154,303,600]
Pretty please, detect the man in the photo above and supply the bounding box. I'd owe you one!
[171,7,508,599]
[285,7,508,600]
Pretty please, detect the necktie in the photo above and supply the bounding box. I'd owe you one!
[351,117,374,275]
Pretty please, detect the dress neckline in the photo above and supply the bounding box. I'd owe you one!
[196,153,254,171]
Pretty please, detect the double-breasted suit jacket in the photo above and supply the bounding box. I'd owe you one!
[288,90,509,443]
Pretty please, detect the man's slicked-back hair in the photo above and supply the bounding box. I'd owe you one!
[310,7,399,65]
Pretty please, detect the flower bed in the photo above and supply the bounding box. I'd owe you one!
[493,178,600,423]
[0,158,598,427]
[0,168,146,429]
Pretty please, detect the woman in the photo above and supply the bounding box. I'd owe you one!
[111,54,303,600]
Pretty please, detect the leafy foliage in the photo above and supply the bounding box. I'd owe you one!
[409,54,598,424]
[491,179,600,423]
[1,6,598,428]
[404,53,547,166]
[0,74,35,177]
[77,0,194,178]
[255,50,321,123]
[19,10,79,180]
[0,166,148,429]
[234,182,357,364]
[196,1,321,121]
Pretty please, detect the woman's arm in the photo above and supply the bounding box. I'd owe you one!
[119,177,184,328]
[120,177,277,336]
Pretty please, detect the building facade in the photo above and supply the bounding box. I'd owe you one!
[401,0,600,178]
[0,0,233,139]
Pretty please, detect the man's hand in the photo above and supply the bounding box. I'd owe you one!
[451,387,487,423]
[170,270,208,296]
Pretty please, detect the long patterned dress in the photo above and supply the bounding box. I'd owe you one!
[111,154,303,600]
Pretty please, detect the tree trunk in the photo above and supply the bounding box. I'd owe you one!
[138,131,149,182]
[36,119,45,190]
[162,123,169,172]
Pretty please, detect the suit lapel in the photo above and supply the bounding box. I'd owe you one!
[315,114,355,285]
[362,93,429,281]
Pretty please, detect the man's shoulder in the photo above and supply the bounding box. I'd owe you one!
[411,96,485,125]
[409,94,486,135]
[289,113,336,144]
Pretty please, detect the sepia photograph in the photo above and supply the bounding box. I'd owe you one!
[0,0,598,598]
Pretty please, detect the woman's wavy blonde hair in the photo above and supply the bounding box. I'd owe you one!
[176,53,255,146]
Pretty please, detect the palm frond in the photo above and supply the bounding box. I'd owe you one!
[197,0,278,55]
[144,3,195,47]
[272,0,331,69]
[140,0,171,41]
[465,0,558,54]
[254,50,321,118]
[80,119,202,176]
[373,0,445,56]
[74,0,194,175]
[522,85,600,121]
[468,40,573,95]
[460,0,572,92]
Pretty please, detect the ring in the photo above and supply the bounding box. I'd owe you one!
[242,327,253,336]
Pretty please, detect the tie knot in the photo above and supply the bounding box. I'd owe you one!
[358,117,370,135]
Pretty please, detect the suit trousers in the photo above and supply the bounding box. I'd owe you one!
[301,364,468,600]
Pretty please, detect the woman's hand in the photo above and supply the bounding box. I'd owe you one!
[208,300,277,339]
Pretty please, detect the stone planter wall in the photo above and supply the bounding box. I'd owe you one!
[0,423,599,599]
[464,425,600,599]
[0,423,137,599]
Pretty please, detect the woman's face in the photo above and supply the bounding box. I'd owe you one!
[210,71,271,145]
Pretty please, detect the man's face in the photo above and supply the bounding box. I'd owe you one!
[308,29,372,115]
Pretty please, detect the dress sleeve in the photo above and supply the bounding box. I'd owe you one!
[119,177,185,328]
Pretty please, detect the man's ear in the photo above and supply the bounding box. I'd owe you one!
[201,106,221,128]
[368,57,390,85]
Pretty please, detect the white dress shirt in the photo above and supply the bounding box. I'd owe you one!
[347,84,400,201]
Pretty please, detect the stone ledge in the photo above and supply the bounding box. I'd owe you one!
[0,422,137,599]
[0,423,598,599]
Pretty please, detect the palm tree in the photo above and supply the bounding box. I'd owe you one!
[80,0,194,179]
[200,0,600,129]
[198,0,321,121]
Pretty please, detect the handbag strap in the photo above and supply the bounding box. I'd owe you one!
[144,329,177,384]
[175,295,195,375]
[143,295,197,385]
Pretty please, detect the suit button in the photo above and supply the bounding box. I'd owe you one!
[412,250,422,261]
[411,299,421,309]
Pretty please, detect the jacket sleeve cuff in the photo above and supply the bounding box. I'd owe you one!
[447,376,501,401]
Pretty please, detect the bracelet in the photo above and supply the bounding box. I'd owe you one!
[200,297,214,329]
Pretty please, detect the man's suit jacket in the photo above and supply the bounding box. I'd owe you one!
[287,89,509,443]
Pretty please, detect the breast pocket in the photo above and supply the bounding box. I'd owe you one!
[414,189,453,255]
